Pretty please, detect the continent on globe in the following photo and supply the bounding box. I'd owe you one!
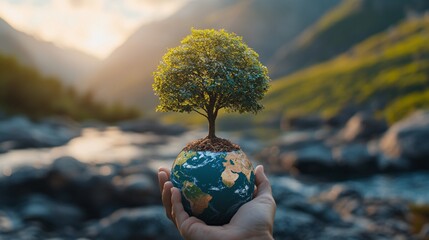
[221,152,253,187]
[182,181,213,215]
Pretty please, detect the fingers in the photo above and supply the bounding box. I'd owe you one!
[254,165,273,198]
[171,187,191,227]
[158,167,171,191]
[253,185,258,198]
[159,167,173,220]
[162,181,174,220]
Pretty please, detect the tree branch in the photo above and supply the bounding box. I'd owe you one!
[193,109,208,118]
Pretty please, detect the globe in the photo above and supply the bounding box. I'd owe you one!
[171,150,255,225]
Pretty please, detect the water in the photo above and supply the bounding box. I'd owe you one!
[1,127,429,204]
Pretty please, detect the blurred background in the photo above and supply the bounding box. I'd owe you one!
[1,0,429,239]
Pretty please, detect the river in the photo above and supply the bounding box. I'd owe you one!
[1,127,428,204]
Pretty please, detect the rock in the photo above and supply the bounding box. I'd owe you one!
[118,119,186,136]
[4,165,49,197]
[86,206,181,240]
[332,144,378,174]
[49,156,91,184]
[339,112,387,142]
[20,195,84,228]
[317,226,370,240]
[380,111,429,168]
[270,176,310,206]
[0,116,80,151]
[278,129,332,150]
[0,210,22,233]
[317,185,363,203]
[419,223,429,238]
[10,223,45,240]
[362,199,408,221]
[377,154,411,172]
[113,174,160,205]
[282,115,325,130]
[274,208,320,240]
[281,144,335,175]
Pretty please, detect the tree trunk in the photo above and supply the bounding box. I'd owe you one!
[208,113,216,139]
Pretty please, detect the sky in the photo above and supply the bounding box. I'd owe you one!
[0,0,190,59]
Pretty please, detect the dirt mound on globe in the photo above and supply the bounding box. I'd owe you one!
[183,137,241,152]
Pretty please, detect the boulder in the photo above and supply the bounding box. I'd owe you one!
[376,154,411,172]
[0,210,22,233]
[0,116,80,151]
[20,195,84,228]
[338,112,387,142]
[282,115,325,130]
[317,185,363,203]
[419,223,429,238]
[332,144,378,174]
[50,156,91,182]
[86,206,181,240]
[281,144,335,175]
[380,111,429,168]
[274,208,320,240]
[113,174,160,205]
[3,165,49,197]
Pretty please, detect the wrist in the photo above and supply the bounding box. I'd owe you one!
[233,230,273,240]
[246,232,274,240]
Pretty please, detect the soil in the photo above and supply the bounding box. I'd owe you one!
[183,136,241,152]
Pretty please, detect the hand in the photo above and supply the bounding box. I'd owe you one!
[158,165,276,240]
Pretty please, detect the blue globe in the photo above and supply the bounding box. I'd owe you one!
[171,150,255,225]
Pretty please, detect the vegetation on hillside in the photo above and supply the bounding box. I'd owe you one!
[265,16,429,124]
[0,54,140,122]
[270,0,429,78]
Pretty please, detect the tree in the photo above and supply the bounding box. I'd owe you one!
[153,29,270,139]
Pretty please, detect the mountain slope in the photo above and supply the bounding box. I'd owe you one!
[86,0,339,111]
[264,15,429,124]
[0,17,100,87]
[0,53,139,122]
[269,0,429,78]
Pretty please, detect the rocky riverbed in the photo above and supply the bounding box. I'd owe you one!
[0,114,429,239]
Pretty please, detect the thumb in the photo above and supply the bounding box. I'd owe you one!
[254,165,273,198]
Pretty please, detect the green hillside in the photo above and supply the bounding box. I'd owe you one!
[0,54,140,122]
[269,0,429,78]
[265,16,429,124]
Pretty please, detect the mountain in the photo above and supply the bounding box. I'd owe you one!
[0,17,100,87]
[263,15,429,124]
[0,53,139,122]
[269,0,429,78]
[86,0,339,111]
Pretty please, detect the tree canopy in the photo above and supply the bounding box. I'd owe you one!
[153,29,270,138]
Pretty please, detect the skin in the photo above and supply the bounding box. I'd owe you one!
[158,165,276,240]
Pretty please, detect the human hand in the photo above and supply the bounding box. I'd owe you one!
[158,165,276,240]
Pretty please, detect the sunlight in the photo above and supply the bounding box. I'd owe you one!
[0,0,190,58]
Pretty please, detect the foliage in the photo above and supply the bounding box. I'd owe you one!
[0,54,140,122]
[153,29,270,138]
[271,0,429,77]
[264,16,429,124]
